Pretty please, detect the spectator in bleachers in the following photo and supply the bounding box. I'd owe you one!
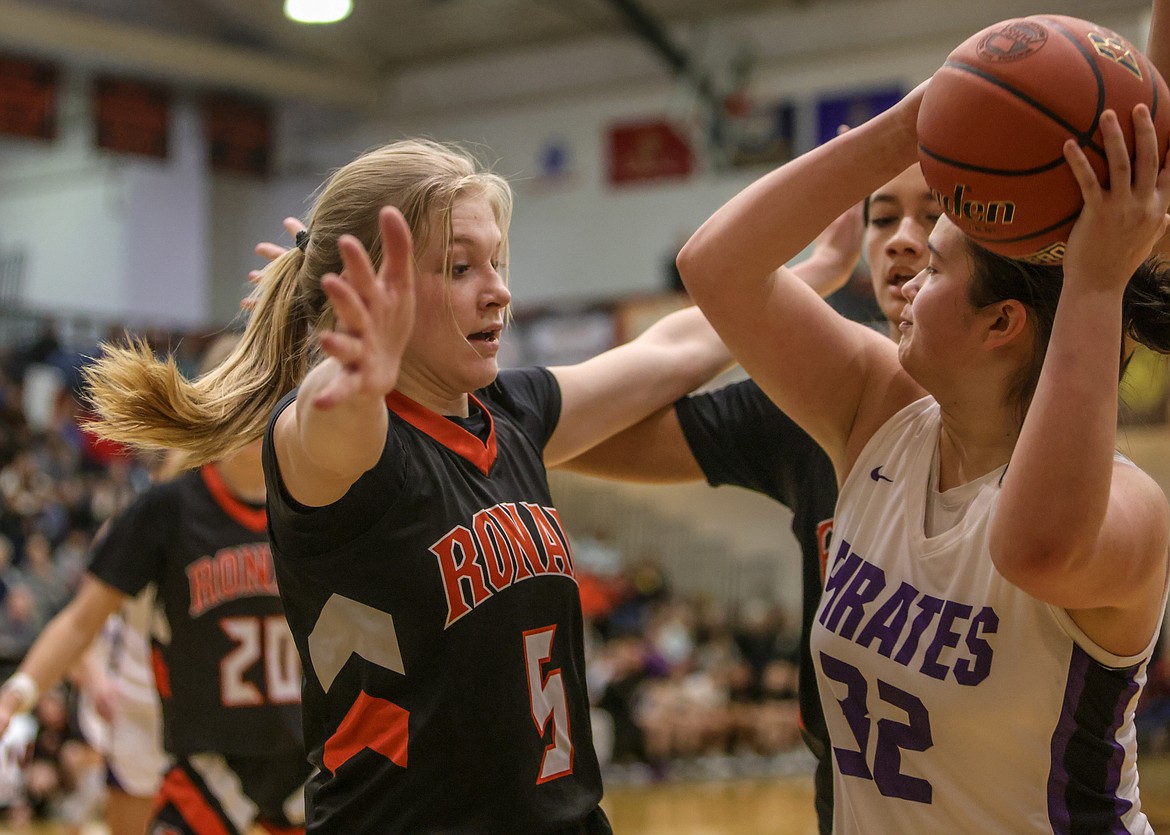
[17,532,70,622]
[0,585,44,680]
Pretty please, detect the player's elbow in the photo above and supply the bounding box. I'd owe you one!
[675,233,720,300]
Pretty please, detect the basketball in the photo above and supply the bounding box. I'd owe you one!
[917,15,1170,264]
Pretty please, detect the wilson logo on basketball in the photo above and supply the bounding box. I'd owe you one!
[977,21,1047,62]
[932,184,1016,227]
[1088,33,1143,80]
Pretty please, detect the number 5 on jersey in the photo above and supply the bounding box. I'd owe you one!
[524,625,573,783]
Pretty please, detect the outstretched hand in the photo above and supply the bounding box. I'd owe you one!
[243,217,307,311]
[312,206,416,410]
[1063,105,1170,289]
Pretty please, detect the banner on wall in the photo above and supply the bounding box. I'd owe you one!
[0,56,59,141]
[724,99,796,168]
[94,76,171,159]
[815,85,904,146]
[606,119,694,185]
[203,95,271,177]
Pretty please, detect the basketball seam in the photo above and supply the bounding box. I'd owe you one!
[941,58,1098,150]
[1041,15,1112,156]
[917,142,1067,177]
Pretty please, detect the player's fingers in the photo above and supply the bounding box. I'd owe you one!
[255,242,289,261]
[283,216,307,238]
[336,235,380,308]
[377,207,415,299]
[1063,138,1100,200]
[319,330,366,366]
[321,272,371,335]
[1156,147,1170,210]
[1099,109,1132,193]
[1131,105,1161,195]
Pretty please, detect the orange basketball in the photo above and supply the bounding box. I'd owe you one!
[917,15,1170,264]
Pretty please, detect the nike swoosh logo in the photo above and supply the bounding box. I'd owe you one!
[870,466,893,483]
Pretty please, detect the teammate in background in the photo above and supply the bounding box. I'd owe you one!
[677,62,1170,832]
[70,139,732,832]
[74,593,166,835]
[0,335,309,835]
[565,164,938,834]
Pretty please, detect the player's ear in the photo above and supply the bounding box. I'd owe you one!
[984,298,1029,350]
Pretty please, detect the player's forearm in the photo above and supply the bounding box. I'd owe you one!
[295,357,390,479]
[632,305,734,388]
[557,407,703,483]
[995,287,1122,562]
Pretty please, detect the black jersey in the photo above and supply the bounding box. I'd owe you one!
[264,368,604,834]
[87,466,303,758]
[676,378,836,835]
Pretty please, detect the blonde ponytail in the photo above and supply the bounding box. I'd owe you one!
[83,138,513,466]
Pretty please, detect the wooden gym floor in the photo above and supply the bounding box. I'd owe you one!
[17,752,1170,834]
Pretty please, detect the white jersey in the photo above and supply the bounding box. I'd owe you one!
[811,397,1158,834]
[76,591,166,797]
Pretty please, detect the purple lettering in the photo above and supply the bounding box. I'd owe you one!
[818,542,860,626]
[893,595,944,666]
[825,561,887,640]
[855,582,919,658]
[953,606,998,686]
[920,601,971,680]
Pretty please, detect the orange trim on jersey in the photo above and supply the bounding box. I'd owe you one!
[385,390,497,476]
[201,464,267,533]
[155,767,232,835]
[260,824,304,835]
[151,645,172,700]
[322,690,410,773]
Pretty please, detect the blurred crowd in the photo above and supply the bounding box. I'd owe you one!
[573,530,810,784]
[0,324,164,830]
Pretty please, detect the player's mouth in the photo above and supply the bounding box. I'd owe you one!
[886,268,917,289]
[467,325,503,349]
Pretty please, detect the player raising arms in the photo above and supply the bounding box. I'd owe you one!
[565,163,939,834]
[66,139,731,832]
[676,77,1170,833]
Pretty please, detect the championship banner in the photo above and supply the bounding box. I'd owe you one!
[0,55,59,141]
[94,76,171,159]
[606,119,694,185]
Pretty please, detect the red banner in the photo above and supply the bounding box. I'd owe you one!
[94,76,170,159]
[607,119,694,185]
[204,95,271,177]
[0,56,58,140]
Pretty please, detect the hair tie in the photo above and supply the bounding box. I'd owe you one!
[295,229,310,252]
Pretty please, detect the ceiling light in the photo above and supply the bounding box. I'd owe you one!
[284,0,352,24]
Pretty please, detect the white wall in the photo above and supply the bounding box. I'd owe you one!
[0,0,1155,325]
[215,0,1154,313]
[0,71,212,328]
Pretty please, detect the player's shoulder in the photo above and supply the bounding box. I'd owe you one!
[479,367,560,435]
